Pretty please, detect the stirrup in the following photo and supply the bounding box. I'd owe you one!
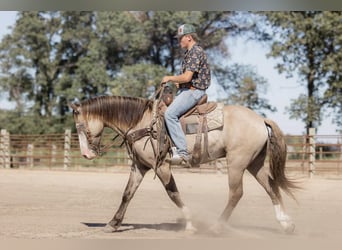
[166,154,191,168]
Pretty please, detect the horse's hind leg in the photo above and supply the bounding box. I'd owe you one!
[105,163,148,232]
[156,164,196,232]
[247,156,295,233]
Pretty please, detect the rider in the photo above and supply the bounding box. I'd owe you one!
[161,23,211,166]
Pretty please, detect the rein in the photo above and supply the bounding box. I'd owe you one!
[100,134,123,155]
[121,84,168,172]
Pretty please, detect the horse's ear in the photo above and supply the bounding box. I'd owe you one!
[68,102,80,114]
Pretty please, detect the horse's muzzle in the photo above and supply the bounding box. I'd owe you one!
[81,148,97,160]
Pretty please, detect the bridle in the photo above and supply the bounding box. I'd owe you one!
[73,85,168,166]
[75,121,119,156]
[75,122,100,155]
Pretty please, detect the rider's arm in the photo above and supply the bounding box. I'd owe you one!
[161,70,194,85]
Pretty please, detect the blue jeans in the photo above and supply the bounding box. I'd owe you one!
[164,88,206,156]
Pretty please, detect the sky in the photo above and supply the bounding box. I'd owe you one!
[0,11,339,135]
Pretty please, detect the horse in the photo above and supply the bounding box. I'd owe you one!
[69,94,298,234]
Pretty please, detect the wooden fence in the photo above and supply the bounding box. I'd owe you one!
[0,129,130,171]
[1,128,341,175]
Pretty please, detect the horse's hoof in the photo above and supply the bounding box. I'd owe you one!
[209,223,224,235]
[280,220,295,234]
[103,224,118,233]
[185,224,197,234]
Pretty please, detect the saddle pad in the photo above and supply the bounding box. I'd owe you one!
[181,102,224,134]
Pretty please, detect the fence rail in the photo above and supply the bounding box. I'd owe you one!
[1,129,341,175]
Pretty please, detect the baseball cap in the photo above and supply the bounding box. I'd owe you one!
[175,24,196,38]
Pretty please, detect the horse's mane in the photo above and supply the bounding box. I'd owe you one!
[79,96,153,129]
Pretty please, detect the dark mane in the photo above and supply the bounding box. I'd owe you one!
[80,96,153,129]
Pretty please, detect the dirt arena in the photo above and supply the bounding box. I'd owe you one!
[0,168,341,240]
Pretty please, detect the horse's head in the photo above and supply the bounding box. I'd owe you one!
[69,95,154,160]
[69,102,104,160]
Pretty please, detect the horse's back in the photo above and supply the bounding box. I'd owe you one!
[222,105,269,148]
[224,105,266,124]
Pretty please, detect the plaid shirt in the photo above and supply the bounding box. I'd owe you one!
[181,44,211,90]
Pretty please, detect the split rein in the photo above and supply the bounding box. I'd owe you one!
[121,84,166,165]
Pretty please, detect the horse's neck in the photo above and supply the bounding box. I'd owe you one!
[106,109,152,134]
[132,112,153,130]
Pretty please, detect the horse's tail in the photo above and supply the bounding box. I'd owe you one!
[264,119,298,203]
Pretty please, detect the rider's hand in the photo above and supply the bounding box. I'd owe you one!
[161,76,171,85]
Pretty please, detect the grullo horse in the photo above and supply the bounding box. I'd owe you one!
[70,95,297,234]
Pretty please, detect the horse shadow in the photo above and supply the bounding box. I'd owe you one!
[82,221,284,237]
[81,221,185,233]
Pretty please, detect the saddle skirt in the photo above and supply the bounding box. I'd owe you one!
[180,102,224,134]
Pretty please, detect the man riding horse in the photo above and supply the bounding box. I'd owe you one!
[69,23,297,234]
[161,23,211,167]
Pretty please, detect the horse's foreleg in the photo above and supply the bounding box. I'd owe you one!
[105,165,148,233]
[211,156,246,234]
[219,167,244,222]
[156,165,196,232]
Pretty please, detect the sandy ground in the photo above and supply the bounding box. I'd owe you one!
[0,168,341,240]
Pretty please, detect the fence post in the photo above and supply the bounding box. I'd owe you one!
[27,144,34,168]
[337,137,342,174]
[1,129,10,168]
[64,129,71,170]
[301,136,306,169]
[51,144,57,166]
[309,128,316,178]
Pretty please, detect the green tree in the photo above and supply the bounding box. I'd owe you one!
[96,11,236,74]
[99,11,273,111]
[0,11,111,133]
[261,11,342,133]
[58,11,110,100]
[110,63,169,98]
[0,11,276,134]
